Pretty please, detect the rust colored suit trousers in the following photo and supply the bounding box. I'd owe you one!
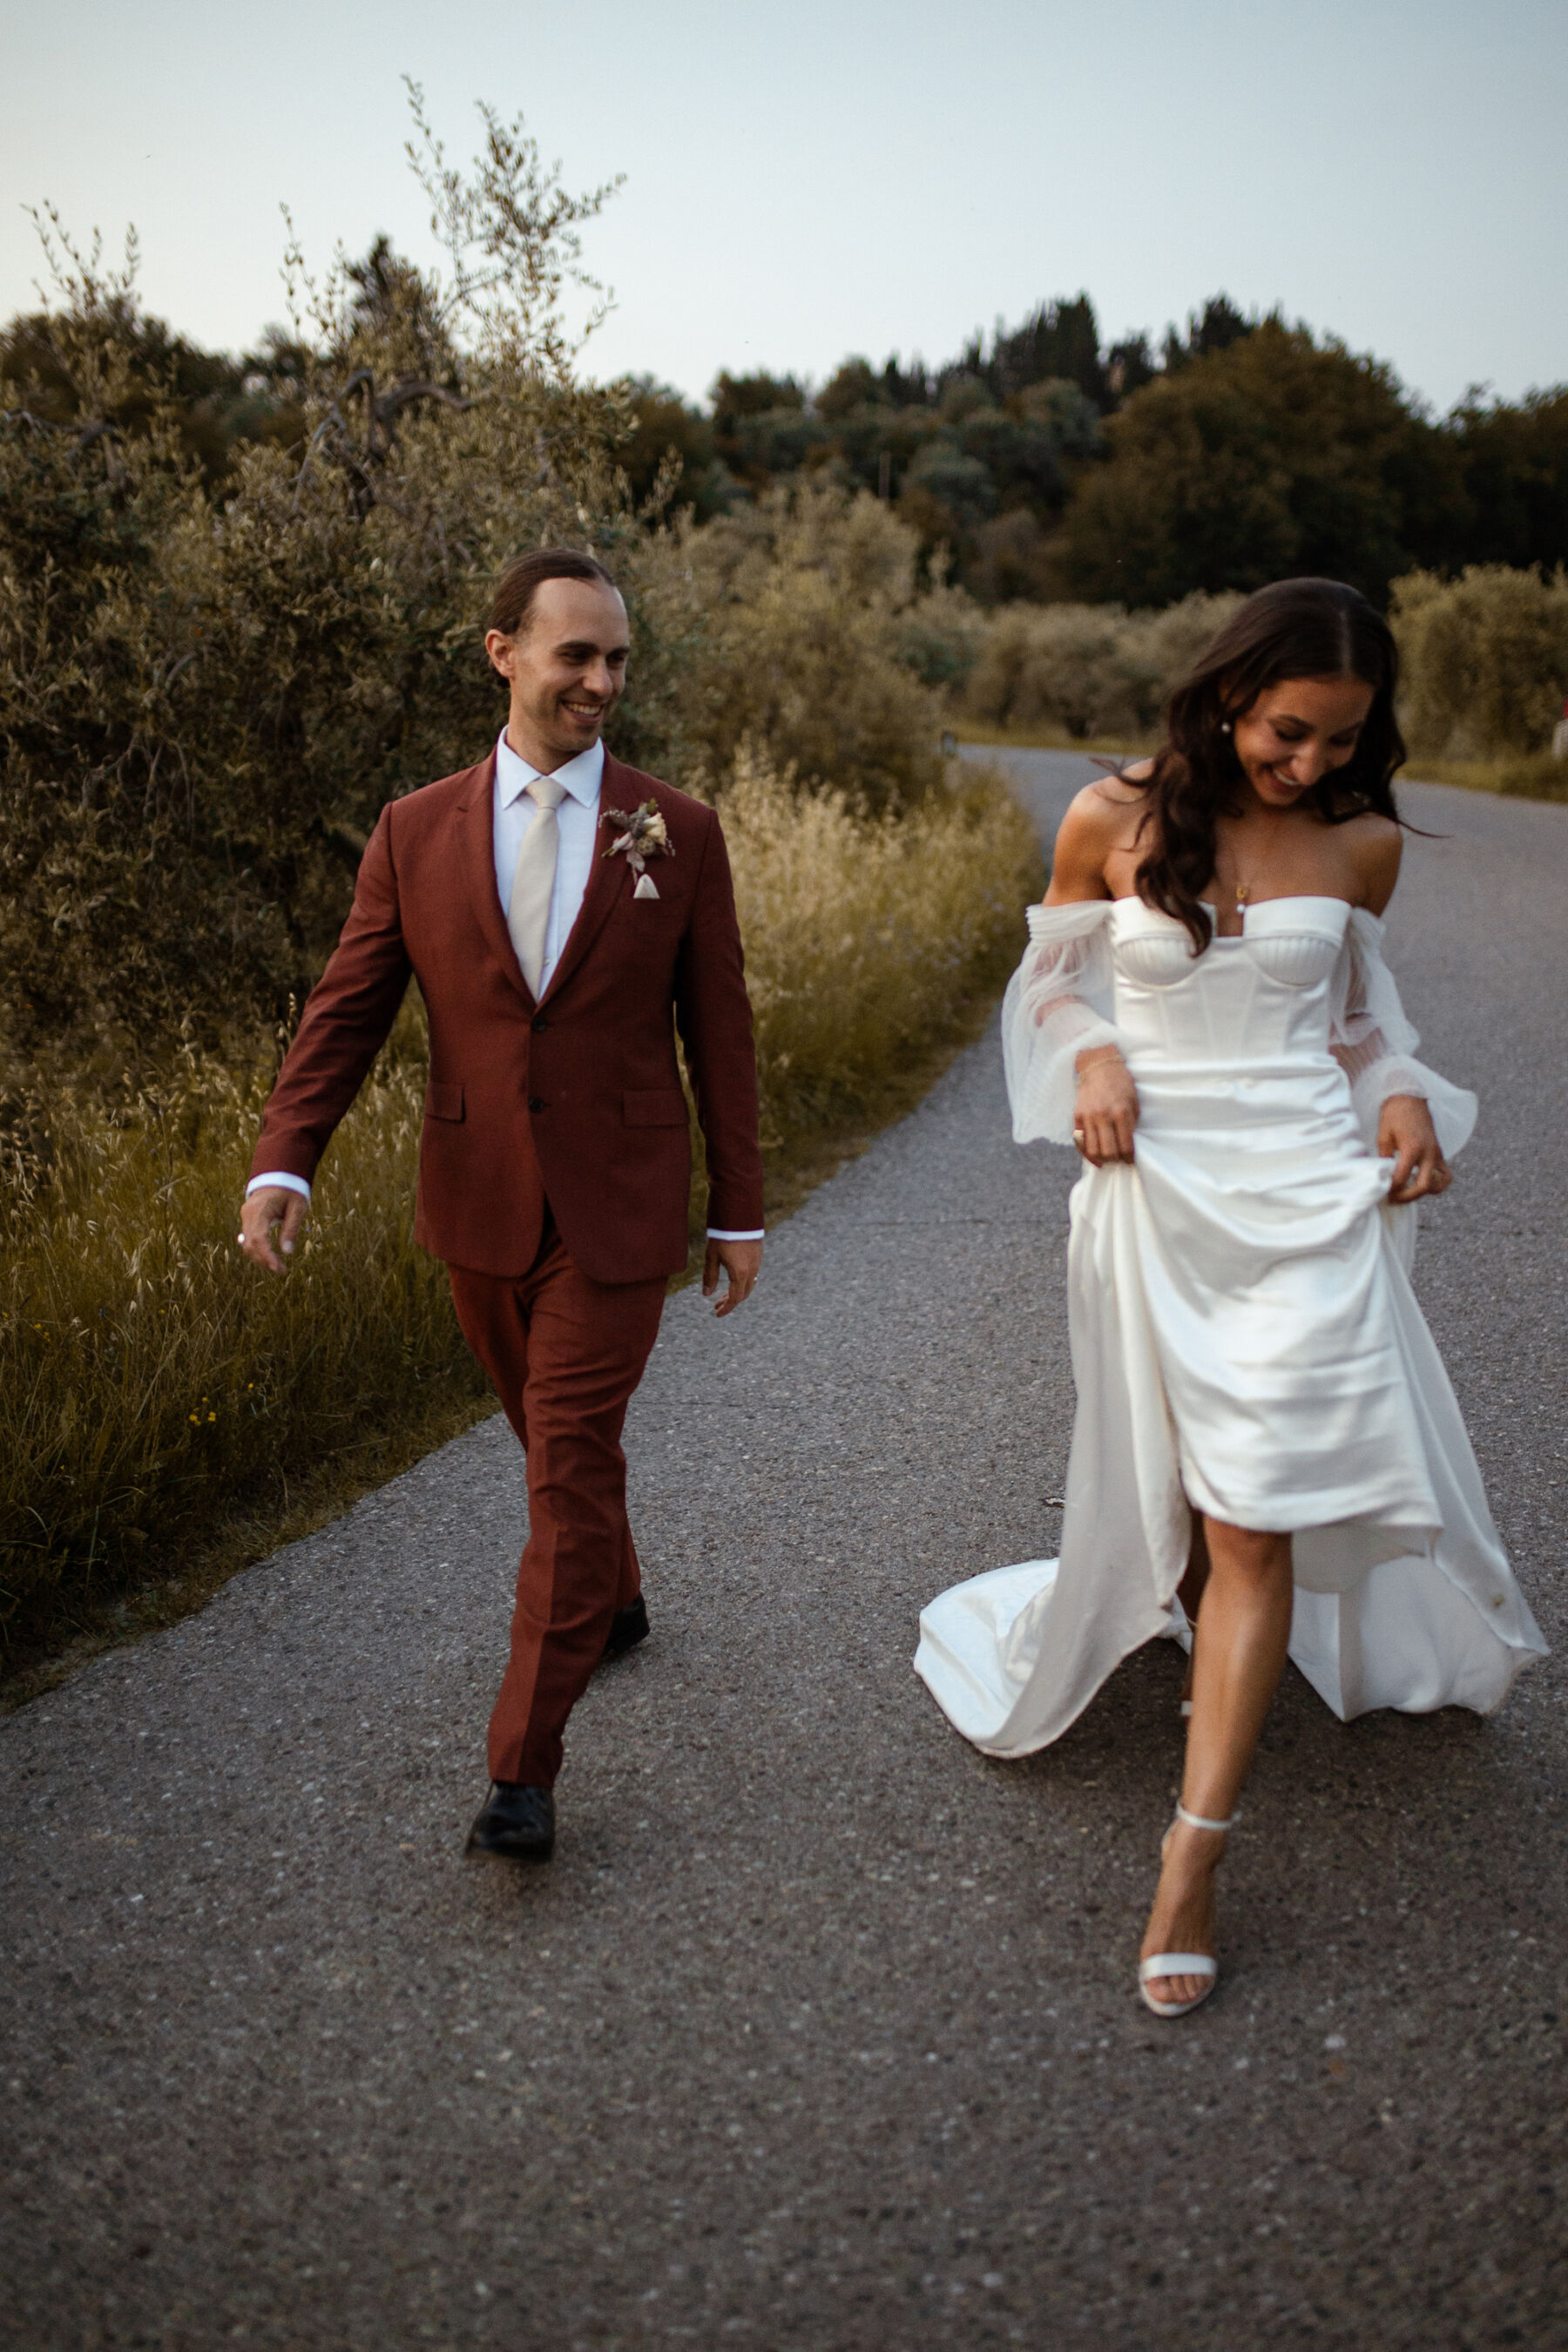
[448,1222,667,1788]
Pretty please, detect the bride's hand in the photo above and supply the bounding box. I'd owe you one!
[1378,1094,1451,1200]
[1074,1048,1139,1165]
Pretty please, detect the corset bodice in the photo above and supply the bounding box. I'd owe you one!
[1111,895,1350,1066]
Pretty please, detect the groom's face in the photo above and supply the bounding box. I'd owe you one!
[488,577,631,771]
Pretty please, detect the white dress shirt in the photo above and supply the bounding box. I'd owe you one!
[250,728,761,1240]
[494,729,605,995]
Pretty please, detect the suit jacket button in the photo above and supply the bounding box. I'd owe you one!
[528,1096,545,1113]
[531,1014,548,1032]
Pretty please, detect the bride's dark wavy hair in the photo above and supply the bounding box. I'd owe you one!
[1132,577,1407,950]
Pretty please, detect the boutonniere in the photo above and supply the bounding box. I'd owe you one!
[602,801,675,900]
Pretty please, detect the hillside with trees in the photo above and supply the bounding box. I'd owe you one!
[612,294,1568,609]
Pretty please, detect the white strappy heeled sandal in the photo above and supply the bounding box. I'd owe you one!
[1137,1802,1235,2019]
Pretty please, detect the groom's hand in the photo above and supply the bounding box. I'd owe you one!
[703,1237,762,1317]
[239,1186,309,1274]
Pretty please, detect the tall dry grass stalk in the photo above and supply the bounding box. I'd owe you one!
[2,764,1042,1663]
[1,1029,487,1657]
[725,752,1041,1146]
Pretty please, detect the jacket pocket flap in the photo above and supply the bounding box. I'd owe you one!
[425,1081,465,1122]
[622,1088,688,1128]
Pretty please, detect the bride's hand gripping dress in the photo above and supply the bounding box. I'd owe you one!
[914,894,1547,1753]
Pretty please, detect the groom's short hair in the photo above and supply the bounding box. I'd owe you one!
[489,546,618,642]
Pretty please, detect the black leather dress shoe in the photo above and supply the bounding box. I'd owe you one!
[465,1782,555,1862]
[603,1595,650,1659]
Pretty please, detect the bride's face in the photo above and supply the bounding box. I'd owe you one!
[1231,674,1375,807]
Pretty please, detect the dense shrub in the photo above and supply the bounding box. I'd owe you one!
[965,604,1137,737]
[1390,565,1568,758]
[0,104,641,1098]
[890,572,990,694]
[961,591,1245,737]
[956,568,1568,769]
[628,483,948,812]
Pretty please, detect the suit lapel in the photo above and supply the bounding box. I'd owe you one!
[460,751,535,1005]
[538,753,632,1007]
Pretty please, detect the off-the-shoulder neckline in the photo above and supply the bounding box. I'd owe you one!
[1110,894,1355,915]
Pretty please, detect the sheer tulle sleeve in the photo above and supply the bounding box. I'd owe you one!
[1329,909,1477,1159]
[1001,901,1126,1146]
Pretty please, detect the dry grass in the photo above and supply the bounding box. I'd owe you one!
[725,752,1043,1148]
[2,761,1043,1695]
[0,1024,493,1685]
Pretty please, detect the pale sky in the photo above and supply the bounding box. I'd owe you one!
[2,0,1564,416]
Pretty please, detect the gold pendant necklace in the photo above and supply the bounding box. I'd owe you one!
[1221,824,1259,912]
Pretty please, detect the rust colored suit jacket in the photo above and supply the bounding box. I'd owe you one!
[247,749,765,1285]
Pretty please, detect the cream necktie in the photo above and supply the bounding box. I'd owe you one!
[506,774,567,998]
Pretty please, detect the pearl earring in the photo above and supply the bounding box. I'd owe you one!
[1220,721,1233,734]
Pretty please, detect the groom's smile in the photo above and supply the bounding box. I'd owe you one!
[485,573,632,774]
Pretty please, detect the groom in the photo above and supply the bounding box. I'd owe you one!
[239,547,765,1862]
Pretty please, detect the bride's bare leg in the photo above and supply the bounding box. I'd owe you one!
[1141,1518,1293,2006]
[1176,1513,1211,1707]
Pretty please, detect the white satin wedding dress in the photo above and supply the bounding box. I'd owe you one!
[915,895,1546,1754]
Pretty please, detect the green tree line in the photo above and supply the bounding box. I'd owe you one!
[617,292,1568,609]
[10,256,1566,623]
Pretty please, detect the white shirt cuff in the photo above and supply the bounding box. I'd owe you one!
[247,1171,312,1203]
[706,1227,764,1241]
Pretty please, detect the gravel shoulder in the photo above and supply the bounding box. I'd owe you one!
[3,758,1565,2350]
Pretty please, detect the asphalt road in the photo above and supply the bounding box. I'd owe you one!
[3,756,1566,2351]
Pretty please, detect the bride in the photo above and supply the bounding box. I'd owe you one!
[916,577,1546,2018]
